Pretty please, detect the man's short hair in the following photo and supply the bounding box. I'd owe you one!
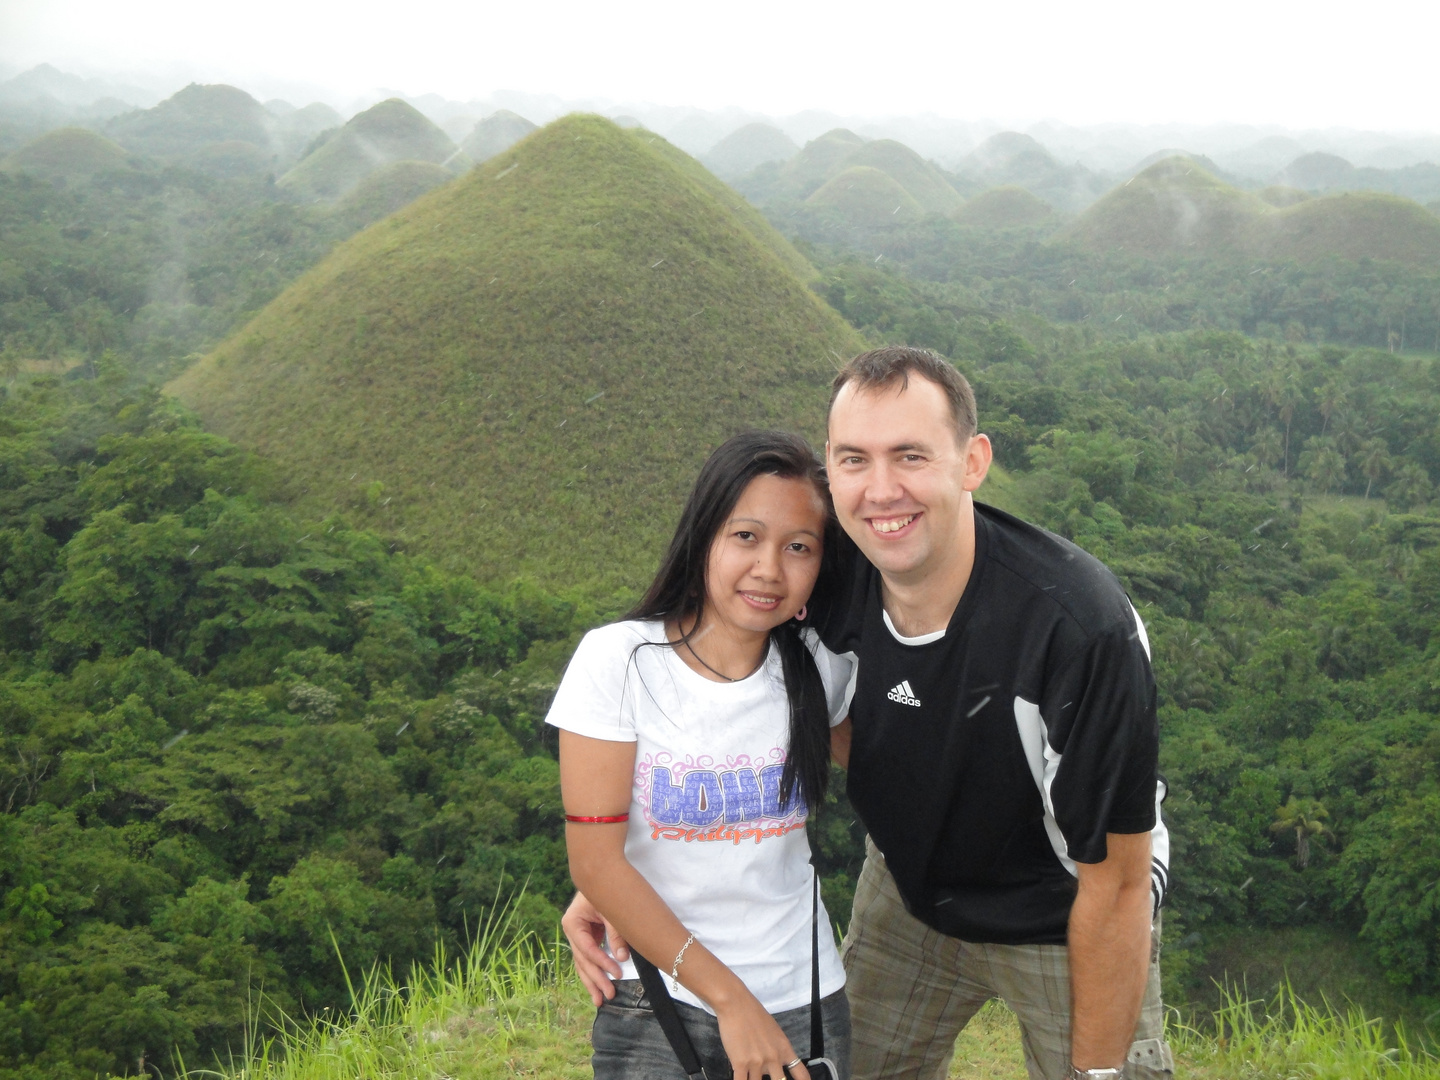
[829,346,978,442]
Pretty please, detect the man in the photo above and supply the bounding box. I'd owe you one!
[567,346,1172,1080]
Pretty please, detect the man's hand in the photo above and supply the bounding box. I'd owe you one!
[562,891,629,1006]
[1069,831,1153,1071]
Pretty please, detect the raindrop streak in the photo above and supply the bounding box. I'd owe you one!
[396,722,410,736]
[161,729,189,751]
[966,695,992,718]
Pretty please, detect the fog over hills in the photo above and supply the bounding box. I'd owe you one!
[7,62,1440,221]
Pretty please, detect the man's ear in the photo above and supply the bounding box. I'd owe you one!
[962,434,993,493]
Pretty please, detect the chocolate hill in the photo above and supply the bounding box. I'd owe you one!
[169,115,864,590]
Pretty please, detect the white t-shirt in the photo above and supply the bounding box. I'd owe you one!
[546,619,853,1014]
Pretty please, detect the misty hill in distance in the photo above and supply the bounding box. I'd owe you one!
[1063,156,1440,263]
[278,98,465,202]
[9,61,1440,222]
[952,185,1053,228]
[170,115,862,589]
[0,126,134,181]
[808,165,926,226]
[701,122,799,180]
[460,110,537,164]
[105,83,273,160]
[949,132,1107,212]
[332,159,457,231]
[733,127,968,233]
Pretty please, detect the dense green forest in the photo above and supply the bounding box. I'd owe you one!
[0,165,367,380]
[4,125,1440,1075]
[780,210,1440,354]
[0,371,605,1077]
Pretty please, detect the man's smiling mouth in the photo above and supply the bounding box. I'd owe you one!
[871,514,917,534]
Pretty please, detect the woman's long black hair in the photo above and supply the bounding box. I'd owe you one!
[625,430,837,814]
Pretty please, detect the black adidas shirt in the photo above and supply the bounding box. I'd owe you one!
[813,502,1167,946]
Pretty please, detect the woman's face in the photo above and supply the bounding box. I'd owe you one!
[702,473,827,640]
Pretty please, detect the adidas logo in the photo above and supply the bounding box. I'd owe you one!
[886,680,921,707]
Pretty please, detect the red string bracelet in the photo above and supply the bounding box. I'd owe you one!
[564,813,630,824]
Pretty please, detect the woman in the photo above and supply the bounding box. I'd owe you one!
[546,430,852,1080]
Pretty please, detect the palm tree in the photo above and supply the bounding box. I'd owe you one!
[1358,439,1390,500]
[1314,378,1348,436]
[1251,428,1284,471]
[1261,366,1303,477]
[1270,796,1333,869]
[1299,438,1346,494]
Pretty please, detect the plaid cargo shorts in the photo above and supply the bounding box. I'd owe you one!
[840,839,1173,1080]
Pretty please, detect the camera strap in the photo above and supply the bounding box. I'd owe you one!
[629,863,825,1079]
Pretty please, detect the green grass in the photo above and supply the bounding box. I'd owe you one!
[198,937,1440,1080]
[188,909,594,1080]
[170,114,865,593]
[808,165,926,226]
[1183,924,1436,1037]
[1172,982,1440,1079]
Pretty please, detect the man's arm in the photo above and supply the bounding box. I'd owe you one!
[831,716,851,769]
[1068,830,1153,1072]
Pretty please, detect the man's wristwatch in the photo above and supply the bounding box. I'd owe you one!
[1070,1069,1123,1079]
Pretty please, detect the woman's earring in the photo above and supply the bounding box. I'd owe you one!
[796,605,808,622]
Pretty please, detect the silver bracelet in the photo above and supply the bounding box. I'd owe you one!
[1070,1068,1123,1079]
[671,931,696,991]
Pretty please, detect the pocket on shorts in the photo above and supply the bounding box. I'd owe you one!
[597,979,653,1016]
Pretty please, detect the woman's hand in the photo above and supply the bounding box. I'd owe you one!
[562,891,629,1006]
[714,992,810,1080]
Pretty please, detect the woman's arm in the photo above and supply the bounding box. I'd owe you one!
[560,730,811,1080]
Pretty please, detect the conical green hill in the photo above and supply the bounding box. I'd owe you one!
[703,123,799,180]
[780,128,867,196]
[844,139,962,215]
[1060,156,1269,257]
[332,159,455,231]
[279,99,462,202]
[169,115,865,591]
[0,127,132,180]
[808,166,925,226]
[1260,191,1440,264]
[953,186,1053,228]
[105,83,274,160]
[460,110,537,164]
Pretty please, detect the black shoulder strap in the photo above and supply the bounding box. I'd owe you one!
[630,870,825,1077]
[810,863,824,1061]
[631,949,707,1080]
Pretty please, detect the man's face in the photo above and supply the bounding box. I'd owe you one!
[827,377,989,585]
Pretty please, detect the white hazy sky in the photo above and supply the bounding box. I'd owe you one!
[4,0,1438,130]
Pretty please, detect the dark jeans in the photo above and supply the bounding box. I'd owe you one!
[592,979,851,1080]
